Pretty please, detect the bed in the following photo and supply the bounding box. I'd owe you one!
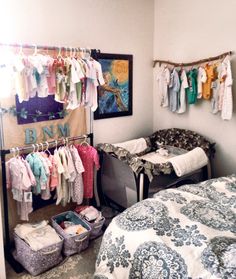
[97,128,215,209]
[94,175,236,279]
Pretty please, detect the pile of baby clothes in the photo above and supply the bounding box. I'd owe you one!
[14,220,61,251]
[75,205,105,239]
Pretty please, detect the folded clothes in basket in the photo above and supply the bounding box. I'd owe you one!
[64,224,88,236]
[168,147,208,177]
[14,221,61,251]
[80,206,103,222]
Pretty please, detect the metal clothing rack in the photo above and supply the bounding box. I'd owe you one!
[0,133,93,272]
[0,42,101,55]
[0,41,101,272]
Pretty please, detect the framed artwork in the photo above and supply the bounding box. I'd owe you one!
[94,53,133,119]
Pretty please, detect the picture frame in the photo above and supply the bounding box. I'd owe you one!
[93,53,133,120]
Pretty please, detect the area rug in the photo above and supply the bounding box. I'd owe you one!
[6,236,102,279]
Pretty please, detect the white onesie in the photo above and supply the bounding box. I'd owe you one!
[157,66,170,107]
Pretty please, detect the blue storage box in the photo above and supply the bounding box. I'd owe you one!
[51,211,91,256]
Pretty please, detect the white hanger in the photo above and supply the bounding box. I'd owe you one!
[33,44,38,56]
[80,135,89,146]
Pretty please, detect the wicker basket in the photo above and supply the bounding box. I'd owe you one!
[13,232,63,276]
[51,211,91,256]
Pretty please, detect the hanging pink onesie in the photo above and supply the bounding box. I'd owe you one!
[75,145,100,199]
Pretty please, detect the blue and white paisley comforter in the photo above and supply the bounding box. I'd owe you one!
[94,175,236,279]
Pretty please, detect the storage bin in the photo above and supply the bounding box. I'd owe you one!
[51,211,91,256]
[13,232,63,276]
[85,216,105,240]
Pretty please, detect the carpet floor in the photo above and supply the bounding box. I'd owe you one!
[6,236,102,279]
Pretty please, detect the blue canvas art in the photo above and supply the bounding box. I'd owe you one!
[94,53,132,119]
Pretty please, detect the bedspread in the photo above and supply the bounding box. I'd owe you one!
[94,175,236,279]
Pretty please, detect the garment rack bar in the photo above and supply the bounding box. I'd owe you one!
[153,51,234,68]
[4,133,94,154]
[0,42,101,54]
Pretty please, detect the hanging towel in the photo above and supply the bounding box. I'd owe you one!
[113,138,148,154]
[168,147,208,177]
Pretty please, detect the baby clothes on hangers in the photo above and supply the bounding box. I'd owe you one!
[41,152,58,190]
[157,66,170,107]
[221,56,233,120]
[54,148,65,204]
[197,66,207,99]
[13,55,29,103]
[6,156,36,220]
[26,153,48,195]
[202,64,215,100]
[38,152,52,200]
[69,145,85,205]
[76,144,100,199]
[28,54,50,98]
[56,147,70,206]
[177,70,188,114]
[186,68,198,104]
[47,57,56,94]
[168,68,180,112]
[64,146,77,204]
[88,59,105,112]
[211,64,221,114]
[66,57,84,110]
[55,59,68,103]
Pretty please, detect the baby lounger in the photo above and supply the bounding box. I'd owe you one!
[97,128,215,210]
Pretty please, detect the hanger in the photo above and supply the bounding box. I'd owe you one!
[80,135,89,146]
[45,141,52,155]
[30,144,36,154]
[35,143,40,152]
[62,137,66,147]
[54,139,58,150]
[40,143,44,152]
[33,44,38,56]
[74,48,79,59]
[18,44,24,56]
[10,147,16,157]
[65,137,69,147]
[85,48,91,60]
[57,46,63,61]
[16,147,20,158]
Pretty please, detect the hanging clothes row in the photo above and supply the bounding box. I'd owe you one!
[6,137,100,221]
[0,44,105,111]
[156,54,233,120]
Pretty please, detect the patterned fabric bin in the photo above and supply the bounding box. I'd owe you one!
[86,216,105,240]
[51,211,91,256]
[13,232,63,276]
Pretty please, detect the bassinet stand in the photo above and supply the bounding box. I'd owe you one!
[0,133,93,273]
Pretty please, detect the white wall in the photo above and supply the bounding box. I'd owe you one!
[0,0,154,145]
[0,0,154,274]
[154,0,236,177]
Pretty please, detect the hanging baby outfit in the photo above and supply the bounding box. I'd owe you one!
[221,56,233,120]
[6,156,36,220]
[186,69,198,104]
[168,68,180,112]
[177,70,188,114]
[76,145,100,199]
[157,66,170,107]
